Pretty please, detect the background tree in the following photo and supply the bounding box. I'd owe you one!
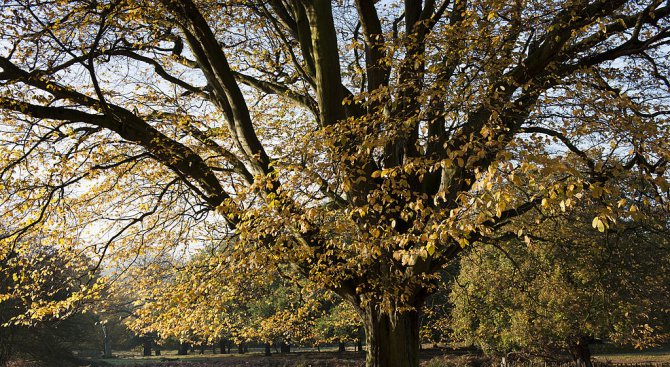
[127,241,356,355]
[449,200,670,367]
[1,1,670,366]
[312,298,363,352]
[0,241,101,366]
[420,271,456,348]
[241,276,323,355]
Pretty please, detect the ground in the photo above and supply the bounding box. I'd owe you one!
[592,348,670,364]
[84,346,670,367]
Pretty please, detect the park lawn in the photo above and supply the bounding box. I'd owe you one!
[90,351,366,366]
[89,350,250,366]
[593,349,670,364]
[90,347,670,366]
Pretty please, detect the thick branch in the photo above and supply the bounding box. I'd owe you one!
[302,1,346,126]
[164,0,272,176]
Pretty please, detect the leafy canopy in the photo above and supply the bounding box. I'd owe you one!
[0,1,668,352]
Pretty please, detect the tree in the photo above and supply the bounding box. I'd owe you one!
[0,241,101,366]
[449,201,670,367]
[420,270,456,348]
[127,242,347,354]
[1,1,669,366]
[312,296,363,352]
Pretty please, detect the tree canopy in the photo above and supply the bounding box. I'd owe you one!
[449,200,670,365]
[1,1,669,366]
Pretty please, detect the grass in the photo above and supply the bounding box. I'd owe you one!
[593,348,670,364]
[88,346,670,366]
[91,349,366,366]
[93,351,266,366]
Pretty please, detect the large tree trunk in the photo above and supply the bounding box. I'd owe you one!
[362,306,420,367]
[568,337,592,367]
[218,339,227,354]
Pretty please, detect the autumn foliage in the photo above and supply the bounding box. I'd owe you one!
[1,1,669,366]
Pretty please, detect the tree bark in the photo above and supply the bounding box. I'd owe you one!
[101,324,112,359]
[142,337,152,356]
[280,340,290,353]
[568,337,593,367]
[177,342,189,356]
[0,336,13,365]
[362,307,420,367]
[237,342,245,354]
[264,343,272,356]
[338,340,346,352]
[218,339,227,354]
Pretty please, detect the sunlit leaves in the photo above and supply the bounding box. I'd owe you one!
[0,1,668,353]
[450,200,670,355]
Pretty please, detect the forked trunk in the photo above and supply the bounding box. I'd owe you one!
[362,306,420,367]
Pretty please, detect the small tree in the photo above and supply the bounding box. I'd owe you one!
[313,300,363,352]
[0,242,100,366]
[450,202,670,366]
